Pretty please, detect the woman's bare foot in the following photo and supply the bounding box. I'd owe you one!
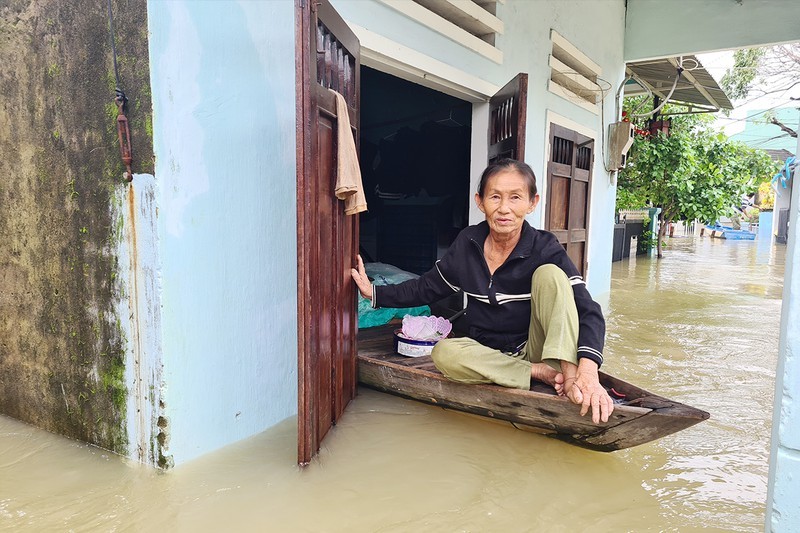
[553,373,566,396]
[530,363,564,394]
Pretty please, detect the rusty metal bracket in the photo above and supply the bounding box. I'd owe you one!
[108,0,132,182]
[116,97,133,182]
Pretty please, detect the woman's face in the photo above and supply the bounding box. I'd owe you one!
[475,170,539,239]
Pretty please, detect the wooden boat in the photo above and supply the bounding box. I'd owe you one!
[357,325,710,452]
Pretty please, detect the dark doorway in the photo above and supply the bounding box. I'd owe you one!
[358,66,473,276]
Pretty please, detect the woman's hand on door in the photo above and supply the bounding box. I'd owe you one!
[351,255,374,300]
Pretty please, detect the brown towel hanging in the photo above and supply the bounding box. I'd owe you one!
[331,90,367,215]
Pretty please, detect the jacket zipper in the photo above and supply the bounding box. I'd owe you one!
[470,239,527,298]
[470,237,528,292]
[470,239,494,291]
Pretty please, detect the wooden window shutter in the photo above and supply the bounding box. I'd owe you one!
[488,73,528,163]
[545,124,594,277]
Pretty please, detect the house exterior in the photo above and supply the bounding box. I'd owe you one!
[1,0,799,530]
[148,0,631,467]
[727,107,798,241]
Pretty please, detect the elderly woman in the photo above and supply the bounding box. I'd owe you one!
[351,159,613,423]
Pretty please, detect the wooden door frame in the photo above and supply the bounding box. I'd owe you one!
[296,0,314,467]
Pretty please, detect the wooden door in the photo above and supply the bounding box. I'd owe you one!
[545,124,594,276]
[296,0,360,465]
[488,74,528,163]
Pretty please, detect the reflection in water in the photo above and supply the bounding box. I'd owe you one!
[0,237,783,532]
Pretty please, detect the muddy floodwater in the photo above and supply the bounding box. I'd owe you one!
[0,236,783,532]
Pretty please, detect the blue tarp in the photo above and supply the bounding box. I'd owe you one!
[358,262,430,329]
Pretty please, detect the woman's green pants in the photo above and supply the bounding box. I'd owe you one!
[430,264,579,390]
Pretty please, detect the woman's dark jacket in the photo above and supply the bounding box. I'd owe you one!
[373,220,606,367]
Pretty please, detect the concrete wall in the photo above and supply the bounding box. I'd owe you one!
[625,0,800,61]
[147,0,298,464]
[333,0,627,302]
[0,0,153,456]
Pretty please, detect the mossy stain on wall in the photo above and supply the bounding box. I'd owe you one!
[0,0,154,454]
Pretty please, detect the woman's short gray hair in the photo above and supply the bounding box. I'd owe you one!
[477,159,537,199]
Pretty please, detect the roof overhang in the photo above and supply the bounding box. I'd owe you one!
[623,55,733,115]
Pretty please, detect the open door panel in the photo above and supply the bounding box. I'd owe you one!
[488,73,528,163]
[296,0,360,465]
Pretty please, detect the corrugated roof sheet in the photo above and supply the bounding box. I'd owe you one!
[624,55,733,113]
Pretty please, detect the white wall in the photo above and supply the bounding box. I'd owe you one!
[115,175,165,467]
[625,0,800,62]
[333,0,627,303]
[147,0,298,464]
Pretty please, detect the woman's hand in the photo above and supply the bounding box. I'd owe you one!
[565,359,614,424]
[350,255,373,300]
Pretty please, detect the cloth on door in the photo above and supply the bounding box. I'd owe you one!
[331,90,367,215]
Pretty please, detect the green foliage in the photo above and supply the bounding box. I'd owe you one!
[618,99,779,232]
[719,45,799,137]
[615,185,648,212]
[721,48,766,101]
[638,215,658,250]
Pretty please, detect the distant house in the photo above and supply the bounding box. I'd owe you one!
[729,108,798,242]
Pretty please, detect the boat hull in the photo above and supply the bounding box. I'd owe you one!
[357,327,709,452]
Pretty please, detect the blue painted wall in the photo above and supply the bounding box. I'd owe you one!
[145,0,627,463]
[148,0,298,464]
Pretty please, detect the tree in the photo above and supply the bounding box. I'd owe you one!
[617,103,778,258]
[720,47,766,101]
[721,44,800,137]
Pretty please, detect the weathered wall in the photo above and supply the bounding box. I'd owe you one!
[0,0,153,454]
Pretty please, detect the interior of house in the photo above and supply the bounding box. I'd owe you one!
[358,66,473,323]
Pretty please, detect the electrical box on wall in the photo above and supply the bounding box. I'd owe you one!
[608,121,634,170]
